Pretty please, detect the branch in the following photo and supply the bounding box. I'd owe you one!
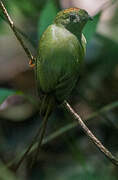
[7,101,118,168]
[0,13,36,48]
[64,101,118,166]
[0,0,35,64]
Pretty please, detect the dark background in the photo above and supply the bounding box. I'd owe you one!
[0,0,118,179]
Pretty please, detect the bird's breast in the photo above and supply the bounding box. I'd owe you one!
[36,24,85,97]
[39,24,83,61]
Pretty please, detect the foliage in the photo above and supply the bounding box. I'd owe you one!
[38,0,58,38]
[83,14,100,42]
[0,0,118,180]
[0,88,16,104]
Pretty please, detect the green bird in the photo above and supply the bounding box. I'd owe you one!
[16,8,93,169]
[36,8,92,114]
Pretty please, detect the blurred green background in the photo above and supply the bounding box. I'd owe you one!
[0,0,118,179]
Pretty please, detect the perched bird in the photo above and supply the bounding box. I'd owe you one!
[36,8,92,115]
[17,8,92,169]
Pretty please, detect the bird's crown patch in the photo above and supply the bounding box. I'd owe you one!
[63,8,80,14]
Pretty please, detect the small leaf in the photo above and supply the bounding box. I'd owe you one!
[0,89,39,121]
[38,0,58,38]
[0,161,19,180]
[0,88,16,104]
[83,13,100,42]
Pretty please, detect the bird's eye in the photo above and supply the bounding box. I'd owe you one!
[70,14,76,21]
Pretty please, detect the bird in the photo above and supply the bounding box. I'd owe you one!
[16,8,93,170]
[36,7,92,115]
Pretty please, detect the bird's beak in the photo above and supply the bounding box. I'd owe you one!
[88,15,93,21]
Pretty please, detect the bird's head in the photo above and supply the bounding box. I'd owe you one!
[54,8,92,32]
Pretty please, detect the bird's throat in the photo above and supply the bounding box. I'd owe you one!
[57,23,83,44]
[66,23,83,43]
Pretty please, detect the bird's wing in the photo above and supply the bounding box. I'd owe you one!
[36,25,84,101]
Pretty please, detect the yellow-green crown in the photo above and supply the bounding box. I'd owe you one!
[54,8,92,25]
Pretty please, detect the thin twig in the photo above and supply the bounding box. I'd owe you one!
[0,0,35,63]
[64,101,118,166]
[0,14,36,48]
[6,101,118,168]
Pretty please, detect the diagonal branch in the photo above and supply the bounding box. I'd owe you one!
[6,101,118,168]
[0,14,36,48]
[64,101,118,166]
[0,0,35,64]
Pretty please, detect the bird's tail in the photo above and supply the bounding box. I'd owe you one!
[40,94,56,116]
[31,94,55,164]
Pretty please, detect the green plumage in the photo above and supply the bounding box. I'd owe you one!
[36,8,91,113]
